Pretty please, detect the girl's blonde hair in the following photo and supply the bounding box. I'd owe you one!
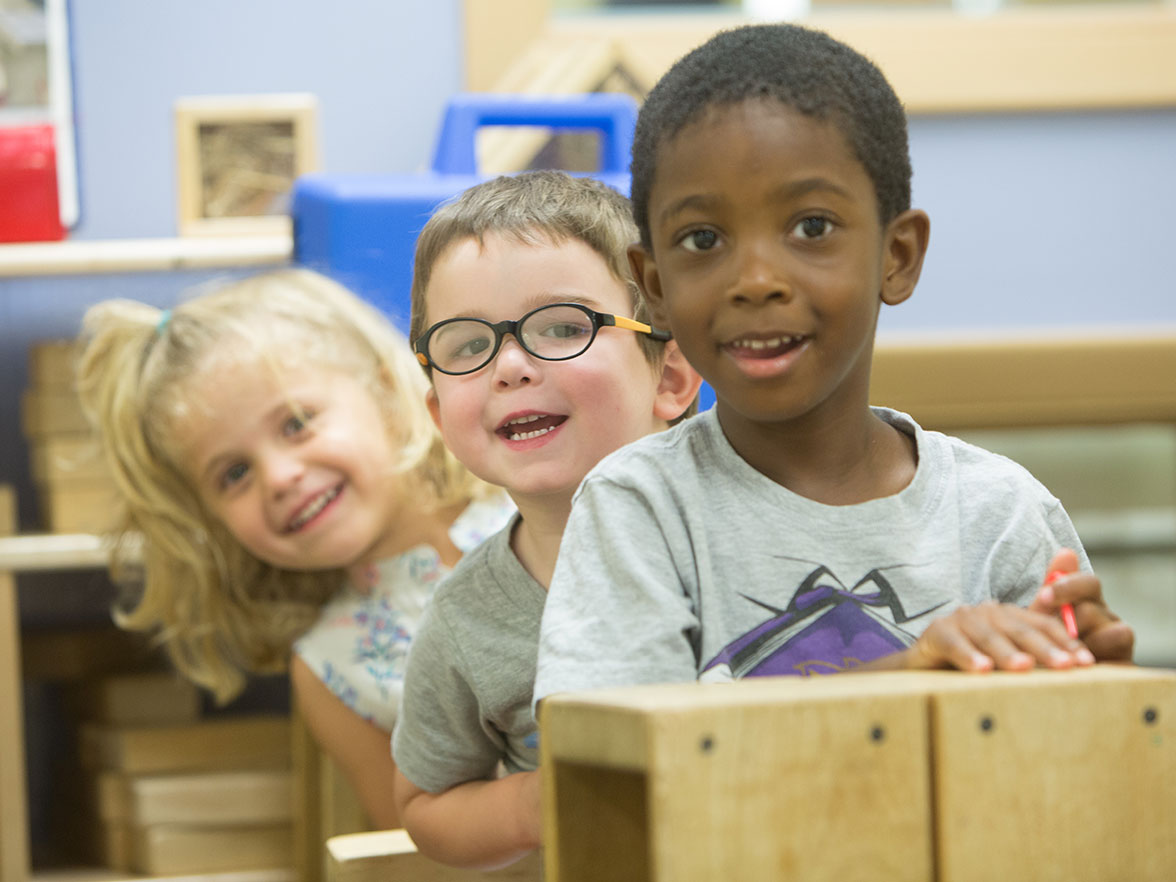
[76,268,482,703]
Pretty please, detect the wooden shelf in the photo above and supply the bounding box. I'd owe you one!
[30,866,293,882]
[0,235,292,278]
[0,533,117,571]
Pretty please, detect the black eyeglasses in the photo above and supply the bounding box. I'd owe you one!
[414,302,671,376]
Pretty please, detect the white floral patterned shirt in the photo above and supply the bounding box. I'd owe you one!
[293,492,515,731]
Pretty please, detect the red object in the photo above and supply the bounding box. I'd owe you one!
[1045,570,1079,639]
[0,123,66,243]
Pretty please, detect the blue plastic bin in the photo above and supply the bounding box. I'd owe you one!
[292,93,637,329]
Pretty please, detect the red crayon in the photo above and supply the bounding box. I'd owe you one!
[1045,570,1079,639]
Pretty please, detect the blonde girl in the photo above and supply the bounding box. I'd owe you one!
[76,268,511,828]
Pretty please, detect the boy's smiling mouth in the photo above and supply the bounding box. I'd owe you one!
[724,333,807,359]
[498,413,568,442]
[721,332,810,379]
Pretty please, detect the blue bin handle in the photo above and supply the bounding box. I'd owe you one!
[430,93,638,176]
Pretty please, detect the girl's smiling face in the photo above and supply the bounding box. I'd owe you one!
[178,359,409,571]
[632,99,925,466]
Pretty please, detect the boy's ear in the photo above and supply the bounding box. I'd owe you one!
[628,243,670,329]
[652,340,703,424]
[880,209,931,306]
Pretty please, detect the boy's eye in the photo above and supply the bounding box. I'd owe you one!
[679,229,719,253]
[794,216,833,240]
[453,335,493,359]
[535,320,591,340]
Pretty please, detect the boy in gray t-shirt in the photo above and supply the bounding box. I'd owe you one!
[534,25,1134,708]
[391,171,700,870]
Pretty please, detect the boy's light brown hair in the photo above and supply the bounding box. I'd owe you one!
[409,170,665,365]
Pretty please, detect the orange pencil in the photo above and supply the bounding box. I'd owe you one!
[1045,570,1078,639]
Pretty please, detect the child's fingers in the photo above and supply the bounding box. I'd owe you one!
[1039,570,1105,609]
[1045,547,1080,579]
[963,608,1090,670]
[908,616,994,672]
[959,620,1035,671]
[914,604,1093,673]
[1082,620,1136,663]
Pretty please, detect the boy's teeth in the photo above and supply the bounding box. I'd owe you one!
[289,487,339,531]
[735,335,796,349]
[507,415,541,426]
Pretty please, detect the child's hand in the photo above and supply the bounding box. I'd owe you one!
[1030,548,1135,663]
[904,602,1094,673]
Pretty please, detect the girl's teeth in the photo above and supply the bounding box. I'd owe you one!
[509,425,554,441]
[289,487,338,531]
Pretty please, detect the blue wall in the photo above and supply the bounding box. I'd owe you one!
[1,0,466,528]
[890,109,1176,336]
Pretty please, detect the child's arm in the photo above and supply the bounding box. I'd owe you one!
[289,655,401,828]
[393,767,541,869]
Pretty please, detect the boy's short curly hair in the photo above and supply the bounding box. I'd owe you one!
[631,23,912,246]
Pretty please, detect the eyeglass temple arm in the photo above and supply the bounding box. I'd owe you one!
[610,315,673,342]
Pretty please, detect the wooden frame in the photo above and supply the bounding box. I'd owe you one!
[870,329,1176,431]
[174,93,319,238]
[463,1,1176,114]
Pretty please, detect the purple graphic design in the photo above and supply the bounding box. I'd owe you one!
[703,565,947,678]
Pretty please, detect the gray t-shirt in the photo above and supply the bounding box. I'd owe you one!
[534,407,1089,702]
[393,515,544,793]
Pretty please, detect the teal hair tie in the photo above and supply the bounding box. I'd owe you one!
[156,309,172,334]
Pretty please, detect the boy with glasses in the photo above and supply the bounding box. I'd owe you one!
[391,170,700,868]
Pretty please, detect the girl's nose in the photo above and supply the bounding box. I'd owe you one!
[490,336,539,388]
[260,450,306,497]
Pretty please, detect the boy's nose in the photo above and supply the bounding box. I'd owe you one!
[491,336,538,387]
[729,242,790,305]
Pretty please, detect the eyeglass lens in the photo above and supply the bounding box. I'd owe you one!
[429,304,597,373]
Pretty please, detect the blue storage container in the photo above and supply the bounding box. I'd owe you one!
[292,93,637,329]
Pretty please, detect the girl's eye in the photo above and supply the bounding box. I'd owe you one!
[220,462,249,490]
[794,216,833,240]
[679,229,719,253]
[283,410,313,436]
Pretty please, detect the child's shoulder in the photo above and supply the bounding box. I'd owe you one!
[584,408,721,485]
[433,513,520,606]
[895,409,1060,505]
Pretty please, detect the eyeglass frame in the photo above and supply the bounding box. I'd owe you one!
[413,301,672,376]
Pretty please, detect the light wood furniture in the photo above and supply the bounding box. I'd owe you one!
[0,235,292,277]
[870,329,1176,431]
[463,1,1176,113]
[0,487,29,882]
[540,666,1176,881]
[291,717,369,882]
[326,831,542,882]
[0,522,133,882]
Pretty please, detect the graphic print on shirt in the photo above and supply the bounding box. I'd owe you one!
[701,560,948,679]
